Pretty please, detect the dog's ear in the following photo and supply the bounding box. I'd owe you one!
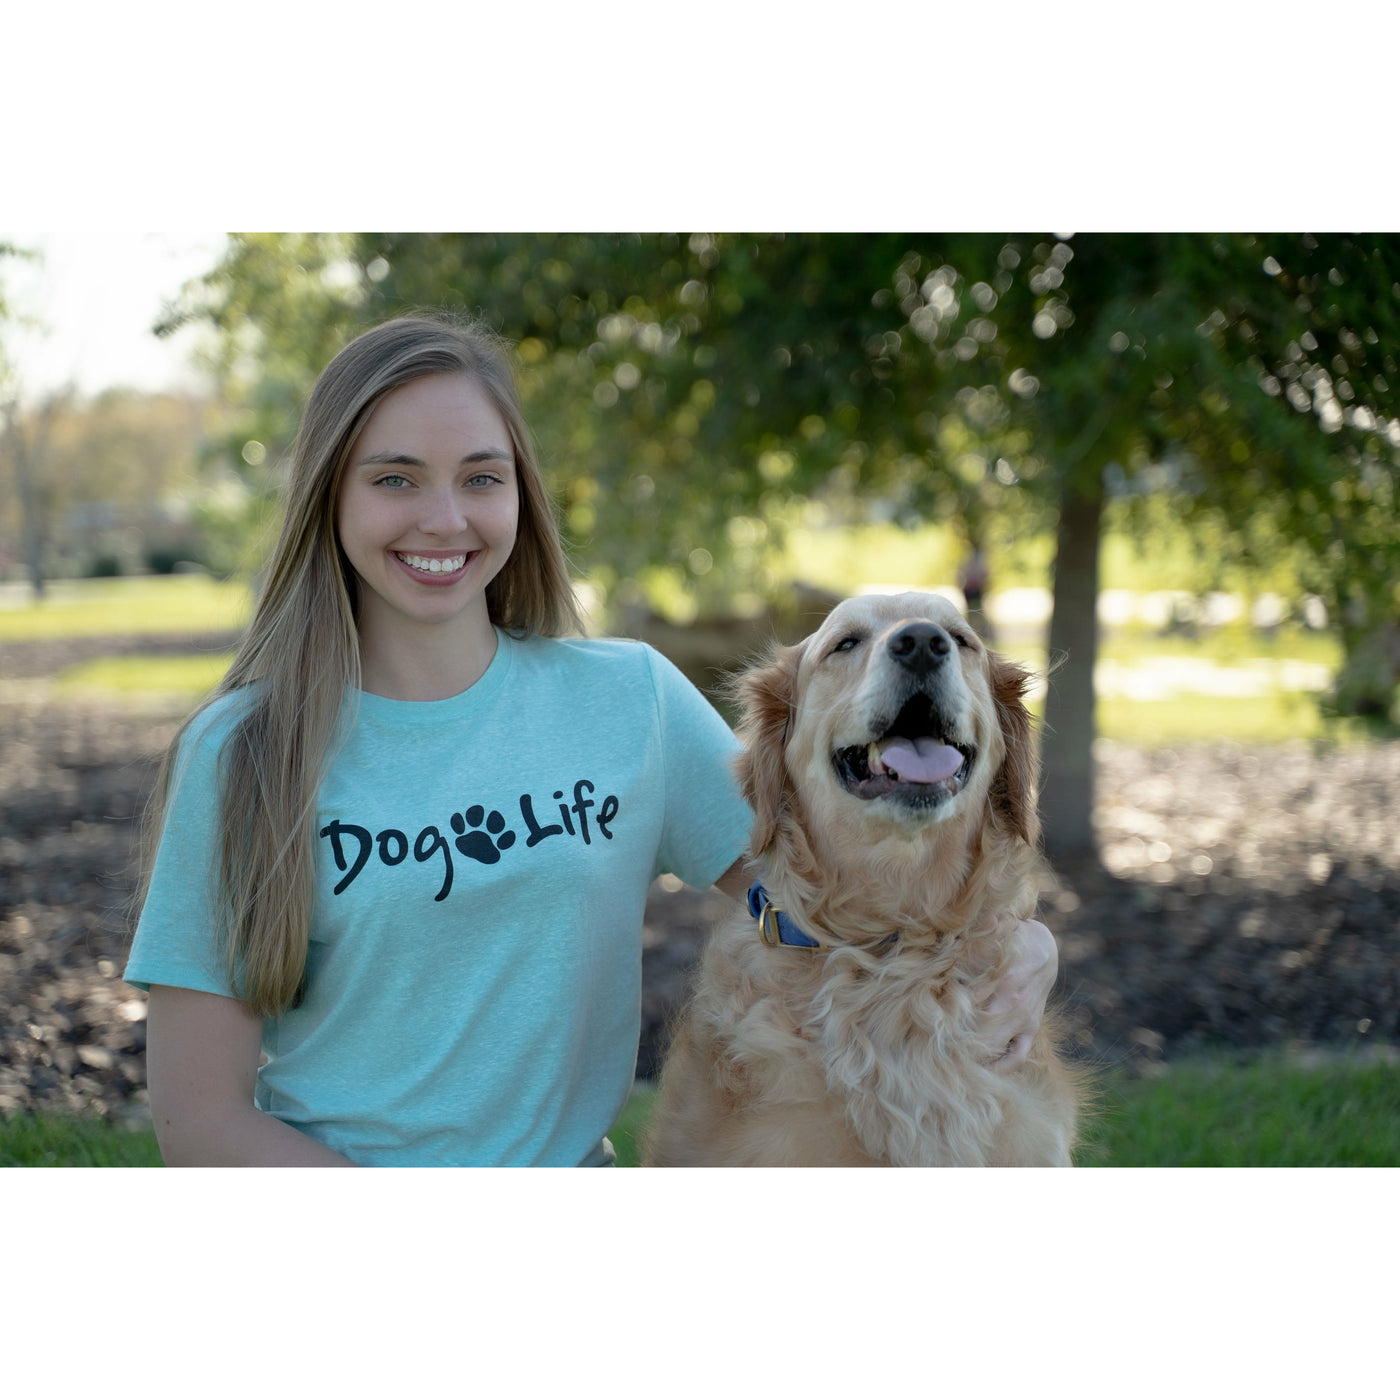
[728,641,804,858]
[988,650,1040,847]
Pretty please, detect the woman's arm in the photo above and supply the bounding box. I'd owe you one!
[146,985,356,1166]
[714,858,752,901]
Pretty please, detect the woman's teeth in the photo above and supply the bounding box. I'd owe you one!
[397,553,467,574]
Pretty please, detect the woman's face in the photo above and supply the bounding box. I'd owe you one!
[336,373,519,652]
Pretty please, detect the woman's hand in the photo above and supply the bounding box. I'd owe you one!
[981,919,1058,1071]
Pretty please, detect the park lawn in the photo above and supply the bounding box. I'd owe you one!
[1092,690,1363,746]
[3,1052,1395,1166]
[52,652,236,703]
[0,574,251,640]
[0,1113,164,1167]
[1074,1052,1400,1167]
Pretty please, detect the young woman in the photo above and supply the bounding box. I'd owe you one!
[127,313,1057,1167]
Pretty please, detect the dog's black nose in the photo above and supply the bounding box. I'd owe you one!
[888,621,951,674]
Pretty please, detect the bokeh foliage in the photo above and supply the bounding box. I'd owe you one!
[159,233,1400,850]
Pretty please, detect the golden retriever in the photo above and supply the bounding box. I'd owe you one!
[644,591,1081,1167]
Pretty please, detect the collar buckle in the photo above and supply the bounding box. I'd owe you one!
[747,881,822,950]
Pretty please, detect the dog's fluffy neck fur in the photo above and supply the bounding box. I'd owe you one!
[761,787,1038,957]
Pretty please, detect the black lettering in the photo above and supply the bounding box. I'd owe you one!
[519,793,564,848]
[571,779,596,845]
[553,791,576,836]
[320,820,372,895]
[377,829,408,865]
[414,825,453,901]
[597,794,619,840]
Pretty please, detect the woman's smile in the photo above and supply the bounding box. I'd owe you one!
[394,549,473,579]
[335,373,520,659]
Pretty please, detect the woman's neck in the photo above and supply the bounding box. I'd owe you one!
[355,612,500,701]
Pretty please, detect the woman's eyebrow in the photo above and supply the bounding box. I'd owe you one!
[355,448,514,467]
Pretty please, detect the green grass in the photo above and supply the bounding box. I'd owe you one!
[5,1053,1396,1164]
[0,574,250,640]
[52,652,235,702]
[608,1089,656,1167]
[0,1114,164,1167]
[1076,1053,1400,1167]
[1091,690,1366,746]
[1096,621,1342,670]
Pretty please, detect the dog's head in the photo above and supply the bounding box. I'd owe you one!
[734,592,1039,885]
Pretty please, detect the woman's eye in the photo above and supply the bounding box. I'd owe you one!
[376,473,411,489]
[832,636,861,654]
[467,472,502,488]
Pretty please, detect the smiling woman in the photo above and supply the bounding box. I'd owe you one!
[121,313,756,1168]
[335,373,521,699]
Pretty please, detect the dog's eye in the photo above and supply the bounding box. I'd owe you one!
[832,636,861,655]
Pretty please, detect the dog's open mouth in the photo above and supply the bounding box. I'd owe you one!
[832,695,974,806]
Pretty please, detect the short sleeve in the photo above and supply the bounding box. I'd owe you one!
[643,646,752,889]
[124,704,243,999]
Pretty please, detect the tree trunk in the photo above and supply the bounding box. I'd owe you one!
[4,399,51,600]
[1040,467,1104,859]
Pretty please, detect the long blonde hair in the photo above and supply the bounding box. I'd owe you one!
[140,313,581,1017]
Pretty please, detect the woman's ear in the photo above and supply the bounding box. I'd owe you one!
[988,650,1040,847]
[729,641,803,858]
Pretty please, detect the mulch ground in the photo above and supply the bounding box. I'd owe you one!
[3,634,1398,1126]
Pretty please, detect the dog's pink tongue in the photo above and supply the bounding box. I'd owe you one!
[877,737,963,783]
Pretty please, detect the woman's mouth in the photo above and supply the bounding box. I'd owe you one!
[397,543,473,571]
[392,548,473,582]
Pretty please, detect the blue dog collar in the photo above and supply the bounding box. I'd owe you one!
[747,881,823,949]
[746,881,899,954]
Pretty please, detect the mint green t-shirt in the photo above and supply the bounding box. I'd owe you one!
[125,632,750,1166]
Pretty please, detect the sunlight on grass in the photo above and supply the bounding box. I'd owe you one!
[53,653,234,702]
[0,575,251,640]
[1092,691,1368,746]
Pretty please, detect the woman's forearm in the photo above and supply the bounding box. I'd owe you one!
[155,1102,357,1167]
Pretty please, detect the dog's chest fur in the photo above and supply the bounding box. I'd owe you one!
[676,916,1057,1168]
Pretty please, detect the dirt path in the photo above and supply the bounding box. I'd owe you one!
[3,635,1397,1125]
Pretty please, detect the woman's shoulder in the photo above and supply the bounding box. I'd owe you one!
[509,631,663,679]
[173,686,261,769]
[507,632,717,720]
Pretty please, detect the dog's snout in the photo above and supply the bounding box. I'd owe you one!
[888,621,951,674]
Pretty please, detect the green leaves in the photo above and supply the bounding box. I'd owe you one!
[172,234,1399,670]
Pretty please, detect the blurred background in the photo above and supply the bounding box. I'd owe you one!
[1,232,1397,1163]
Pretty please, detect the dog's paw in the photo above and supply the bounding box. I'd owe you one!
[450,806,517,864]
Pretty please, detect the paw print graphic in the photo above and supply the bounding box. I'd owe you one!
[450,806,517,865]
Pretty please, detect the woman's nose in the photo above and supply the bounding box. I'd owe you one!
[419,484,469,536]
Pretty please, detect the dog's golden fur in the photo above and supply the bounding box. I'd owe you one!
[644,591,1082,1166]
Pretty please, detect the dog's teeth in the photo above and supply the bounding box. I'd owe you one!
[867,742,887,777]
